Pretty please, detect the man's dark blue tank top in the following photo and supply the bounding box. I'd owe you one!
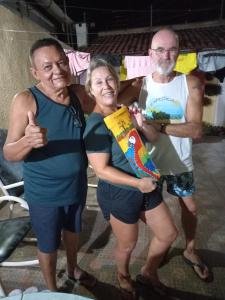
[23,86,87,206]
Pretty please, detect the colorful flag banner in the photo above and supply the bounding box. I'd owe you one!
[104,106,160,180]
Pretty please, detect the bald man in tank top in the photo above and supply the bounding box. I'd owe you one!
[119,28,212,283]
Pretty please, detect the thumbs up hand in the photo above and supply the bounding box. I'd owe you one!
[27,111,37,126]
[25,111,48,148]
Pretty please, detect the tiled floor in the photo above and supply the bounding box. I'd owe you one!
[0,136,225,300]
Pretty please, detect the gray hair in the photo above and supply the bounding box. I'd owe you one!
[85,57,120,98]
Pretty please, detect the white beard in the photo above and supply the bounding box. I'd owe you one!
[156,61,176,76]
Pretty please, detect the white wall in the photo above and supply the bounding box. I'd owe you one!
[0,6,51,128]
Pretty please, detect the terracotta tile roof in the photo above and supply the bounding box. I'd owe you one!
[82,25,225,55]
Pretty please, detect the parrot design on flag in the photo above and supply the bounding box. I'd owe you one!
[126,129,160,180]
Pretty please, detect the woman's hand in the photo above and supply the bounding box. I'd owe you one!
[137,177,157,193]
[129,105,145,130]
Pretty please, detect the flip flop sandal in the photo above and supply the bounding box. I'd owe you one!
[183,255,213,282]
[68,271,97,288]
[136,274,168,297]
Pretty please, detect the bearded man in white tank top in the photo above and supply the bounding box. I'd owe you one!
[119,28,212,283]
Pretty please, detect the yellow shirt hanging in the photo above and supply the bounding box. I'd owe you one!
[120,58,127,80]
[174,52,197,74]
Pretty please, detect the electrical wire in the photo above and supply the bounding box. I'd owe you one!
[2,0,221,13]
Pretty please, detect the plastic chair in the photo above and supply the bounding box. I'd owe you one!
[86,165,99,211]
[0,129,38,297]
[0,277,5,298]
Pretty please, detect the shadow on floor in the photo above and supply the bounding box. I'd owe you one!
[163,247,225,269]
[59,277,126,300]
[79,209,112,253]
[169,289,223,300]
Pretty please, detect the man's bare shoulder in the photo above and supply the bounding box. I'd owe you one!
[11,89,36,115]
[186,74,204,93]
[186,73,201,85]
[12,89,34,105]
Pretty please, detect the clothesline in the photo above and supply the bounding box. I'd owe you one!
[65,49,225,83]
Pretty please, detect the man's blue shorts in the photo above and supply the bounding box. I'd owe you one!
[28,202,85,253]
[97,180,163,224]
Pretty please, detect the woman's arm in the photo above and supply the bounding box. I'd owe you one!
[87,152,156,193]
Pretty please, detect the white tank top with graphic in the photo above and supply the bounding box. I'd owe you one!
[139,73,193,175]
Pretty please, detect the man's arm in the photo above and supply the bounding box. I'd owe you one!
[3,91,47,161]
[72,78,143,113]
[72,84,95,114]
[118,77,143,106]
[158,75,203,139]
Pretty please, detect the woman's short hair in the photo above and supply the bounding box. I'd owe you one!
[85,57,120,98]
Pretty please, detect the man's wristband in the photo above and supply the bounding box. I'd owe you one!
[160,123,167,133]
